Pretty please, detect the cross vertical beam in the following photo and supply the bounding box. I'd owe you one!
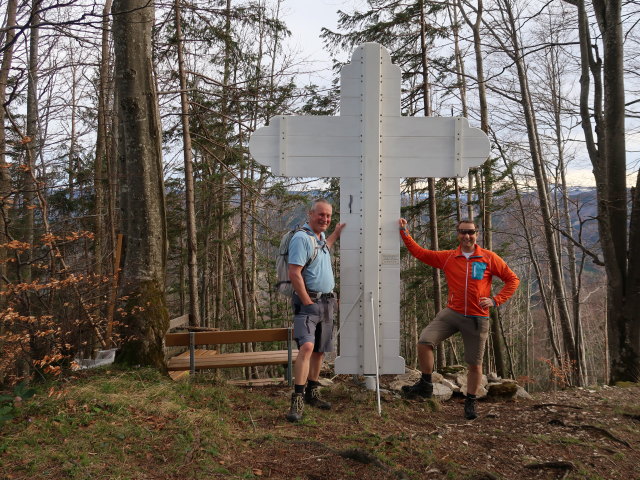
[361,45,383,375]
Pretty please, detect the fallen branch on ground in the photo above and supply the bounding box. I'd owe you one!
[532,403,582,410]
[548,418,632,447]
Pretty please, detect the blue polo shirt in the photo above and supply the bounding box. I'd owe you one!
[288,223,334,293]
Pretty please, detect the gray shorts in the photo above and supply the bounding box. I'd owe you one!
[418,308,490,365]
[292,296,336,353]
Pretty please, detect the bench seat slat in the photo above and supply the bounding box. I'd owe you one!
[167,350,299,371]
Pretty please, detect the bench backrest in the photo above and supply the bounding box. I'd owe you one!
[165,327,291,347]
[168,314,190,331]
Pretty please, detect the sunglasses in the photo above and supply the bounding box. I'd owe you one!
[457,229,477,235]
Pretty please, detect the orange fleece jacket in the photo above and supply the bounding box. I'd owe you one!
[400,229,519,317]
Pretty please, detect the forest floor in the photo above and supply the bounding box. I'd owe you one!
[1,366,639,480]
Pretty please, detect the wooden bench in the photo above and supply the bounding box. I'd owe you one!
[165,328,298,385]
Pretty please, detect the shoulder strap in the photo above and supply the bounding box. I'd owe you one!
[297,226,319,269]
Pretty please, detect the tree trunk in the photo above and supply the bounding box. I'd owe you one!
[108,86,119,272]
[418,0,444,368]
[23,0,40,284]
[112,0,168,368]
[408,180,418,368]
[94,0,113,279]
[497,142,563,365]
[594,0,639,383]
[501,0,578,376]
[459,0,506,376]
[68,51,78,200]
[174,0,201,327]
[0,0,17,297]
[570,0,639,382]
[213,0,233,328]
[547,38,588,385]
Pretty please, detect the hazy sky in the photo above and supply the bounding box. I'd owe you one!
[283,0,356,60]
[277,0,637,187]
[281,0,364,85]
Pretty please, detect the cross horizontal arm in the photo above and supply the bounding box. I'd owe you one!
[249,115,489,179]
[381,117,490,177]
[248,116,360,177]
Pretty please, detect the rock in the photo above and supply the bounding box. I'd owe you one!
[462,384,487,398]
[388,372,452,401]
[516,386,532,400]
[388,371,420,392]
[318,377,334,387]
[433,382,453,401]
[389,370,444,392]
[453,373,468,388]
[486,381,518,401]
[439,377,460,393]
[442,370,489,389]
[487,372,501,382]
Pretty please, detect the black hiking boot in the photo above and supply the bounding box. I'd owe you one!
[464,396,478,420]
[401,379,433,399]
[305,386,332,410]
[285,393,304,422]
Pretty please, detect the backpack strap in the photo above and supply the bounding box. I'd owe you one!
[297,226,320,270]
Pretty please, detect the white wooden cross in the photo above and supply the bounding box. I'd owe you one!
[249,43,490,377]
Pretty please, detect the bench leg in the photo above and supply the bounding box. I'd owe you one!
[189,332,196,377]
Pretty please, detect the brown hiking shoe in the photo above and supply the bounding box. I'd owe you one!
[285,393,304,422]
[305,386,332,410]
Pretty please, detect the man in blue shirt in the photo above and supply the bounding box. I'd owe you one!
[286,198,345,422]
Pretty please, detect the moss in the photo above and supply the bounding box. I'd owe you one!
[116,280,168,371]
[614,381,639,388]
[439,365,467,375]
[486,382,518,400]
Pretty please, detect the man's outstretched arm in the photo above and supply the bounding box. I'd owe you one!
[326,222,346,249]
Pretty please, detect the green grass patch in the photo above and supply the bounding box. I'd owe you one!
[0,367,235,479]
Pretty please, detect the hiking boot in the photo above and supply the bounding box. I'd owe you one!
[401,379,433,399]
[286,393,304,422]
[464,397,478,420]
[305,386,332,410]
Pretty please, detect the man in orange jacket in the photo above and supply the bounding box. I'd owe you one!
[399,218,519,420]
